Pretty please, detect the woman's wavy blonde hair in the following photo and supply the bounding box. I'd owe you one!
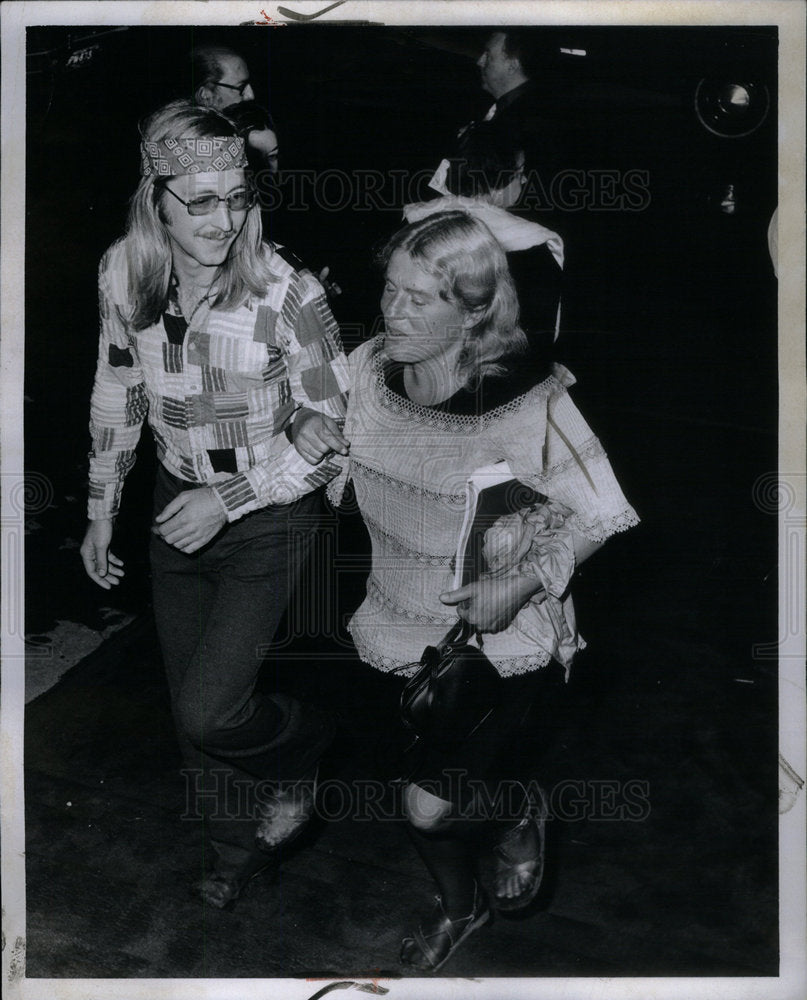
[378,210,526,384]
[125,100,273,330]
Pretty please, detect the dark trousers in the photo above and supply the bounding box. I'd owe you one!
[149,465,323,862]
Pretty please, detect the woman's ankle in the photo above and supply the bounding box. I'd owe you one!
[438,878,478,920]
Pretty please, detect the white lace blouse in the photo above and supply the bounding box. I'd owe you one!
[328,337,639,678]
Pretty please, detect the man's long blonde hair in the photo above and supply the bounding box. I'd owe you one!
[125,100,273,330]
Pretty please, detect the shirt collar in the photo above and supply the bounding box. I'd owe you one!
[493,79,535,114]
[165,272,181,316]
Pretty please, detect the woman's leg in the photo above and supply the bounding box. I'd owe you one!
[399,782,490,971]
[404,669,560,921]
[476,668,562,911]
[404,783,476,918]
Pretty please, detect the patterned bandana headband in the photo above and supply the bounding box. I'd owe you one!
[140,136,248,177]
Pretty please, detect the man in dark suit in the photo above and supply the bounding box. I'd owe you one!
[473,30,565,190]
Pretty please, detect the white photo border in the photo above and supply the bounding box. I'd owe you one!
[2,2,804,999]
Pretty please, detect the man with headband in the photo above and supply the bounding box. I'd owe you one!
[80,100,350,909]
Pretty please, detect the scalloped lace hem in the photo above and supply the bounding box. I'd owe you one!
[349,627,566,679]
[572,508,640,543]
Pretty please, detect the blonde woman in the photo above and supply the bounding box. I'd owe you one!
[324,211,638,970]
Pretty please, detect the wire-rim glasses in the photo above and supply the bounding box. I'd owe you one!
[215,79,252,97]
[163,185,255,217]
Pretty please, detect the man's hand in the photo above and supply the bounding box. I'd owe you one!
[291,408,349,465]
[317,266,342,300]
[80,518,125,590]
[440,572,546,633]
[152,488,227,554]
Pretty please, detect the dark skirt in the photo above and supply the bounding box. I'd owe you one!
[401,662,566,814]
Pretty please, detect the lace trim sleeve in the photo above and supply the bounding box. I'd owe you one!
[504,389,640,544]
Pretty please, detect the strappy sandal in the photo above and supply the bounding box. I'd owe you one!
[400,883,491,973]
[195,852,278,910]
[255,767,319,853]
[493,788,547,913]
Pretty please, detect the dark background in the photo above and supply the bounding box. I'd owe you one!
[25,23,778,642]
[23,23,780,977]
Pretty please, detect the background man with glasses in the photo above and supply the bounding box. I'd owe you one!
[80,100,350,910]
[191,44,280,174]
[189,43,342,297]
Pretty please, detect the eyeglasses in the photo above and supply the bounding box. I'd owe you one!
[215,79,252,97]
[164,185,255,216]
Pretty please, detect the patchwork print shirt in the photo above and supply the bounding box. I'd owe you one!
[88,239,349,522]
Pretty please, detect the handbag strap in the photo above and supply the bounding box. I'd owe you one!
[436,617,475,653]
[390,618,479,675]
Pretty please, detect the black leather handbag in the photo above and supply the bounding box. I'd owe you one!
[399,467,544,740]
[400,618,503,739]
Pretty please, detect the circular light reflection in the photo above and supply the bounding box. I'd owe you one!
[720,84,751,115]
[695,78,770,138]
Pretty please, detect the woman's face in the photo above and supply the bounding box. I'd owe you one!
[488,151,526,209]
[381,249,469,365]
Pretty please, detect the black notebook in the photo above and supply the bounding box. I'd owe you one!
[454,462,546,588]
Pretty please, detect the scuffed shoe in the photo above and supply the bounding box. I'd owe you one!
[255,769,318,853]
[195,849,278,910]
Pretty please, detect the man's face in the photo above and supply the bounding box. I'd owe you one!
[477,32,519,99]
[161,169,250,271]
[208,55,255,109]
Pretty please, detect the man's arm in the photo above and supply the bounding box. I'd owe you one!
[81,248,148,585]
[207,273,350,522]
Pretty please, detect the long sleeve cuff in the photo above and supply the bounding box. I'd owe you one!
[87,452,137,520]
[211,443,342,521]
[87,484,121,521]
